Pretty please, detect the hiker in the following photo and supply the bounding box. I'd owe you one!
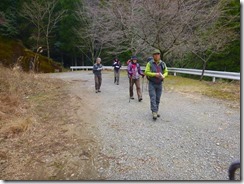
[127,56,144,102]
[112,58,121,85]
[145,49,168,120]
[93,57,103,93]
[126,59,131,79]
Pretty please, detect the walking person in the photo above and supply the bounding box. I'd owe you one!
[112,58,121,85]
[145,49,168,120]
[93,57,103,93]
[127,56,144,102]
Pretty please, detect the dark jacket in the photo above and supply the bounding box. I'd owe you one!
[93,63,103,76]
[112,59,121,71]
[145,60,168,84]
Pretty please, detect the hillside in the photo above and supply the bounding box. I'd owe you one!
[0,36,62,73]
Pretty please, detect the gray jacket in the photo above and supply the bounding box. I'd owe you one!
[93,63,103,76]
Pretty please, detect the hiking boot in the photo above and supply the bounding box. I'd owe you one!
[157,113,160,117]
[95,90,98,93]
[98,90,101,92]
[138,98,142,102]
[130,97,134,99]
[152,112,157,120]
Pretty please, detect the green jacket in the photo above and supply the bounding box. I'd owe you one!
[145,60,168,81]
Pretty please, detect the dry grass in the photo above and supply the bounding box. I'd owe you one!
[165,75,240,103]
[0,67,101,180]
[0,117,33,139]
[0,66,63,138]
[0,66,69,180]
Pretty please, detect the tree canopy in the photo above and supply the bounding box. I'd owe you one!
[0,0,240,72]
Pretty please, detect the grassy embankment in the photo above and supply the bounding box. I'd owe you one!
[0,36,62,72]
[165,75,240,103]
[0,66,69,179]
[0,66,65,139]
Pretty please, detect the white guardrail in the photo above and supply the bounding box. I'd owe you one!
[70,66,240,82]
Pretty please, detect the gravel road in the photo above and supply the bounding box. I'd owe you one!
[49,70,240,180]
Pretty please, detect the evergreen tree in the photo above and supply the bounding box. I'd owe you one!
[0,0,21,38]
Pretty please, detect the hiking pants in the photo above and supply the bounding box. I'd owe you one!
[94,75,102,90]
[129,78,142,99]
[114,70,120,84]
[148,81,163,113]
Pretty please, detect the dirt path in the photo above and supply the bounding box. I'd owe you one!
[48,71,240,180]
[1,70,240,180]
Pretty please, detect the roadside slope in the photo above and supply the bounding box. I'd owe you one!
[0,69,104,180]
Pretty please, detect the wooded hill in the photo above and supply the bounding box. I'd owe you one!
[0,0,240,72]
[0,36,62,72]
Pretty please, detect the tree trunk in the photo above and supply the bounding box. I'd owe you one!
[200,61,207,81]
[46,35,50,58]
[36,24,41,50]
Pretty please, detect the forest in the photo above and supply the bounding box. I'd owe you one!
[0,0,240,72]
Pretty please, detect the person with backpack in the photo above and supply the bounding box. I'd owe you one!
[112,58,122,85]
[93,57,103,93]
[126,59,132,79]
[145,49,168,120]
[127,56,144,102]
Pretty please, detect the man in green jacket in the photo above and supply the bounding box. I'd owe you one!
[145,49,168,120]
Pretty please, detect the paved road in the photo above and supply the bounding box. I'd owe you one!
[49,70,240,180]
